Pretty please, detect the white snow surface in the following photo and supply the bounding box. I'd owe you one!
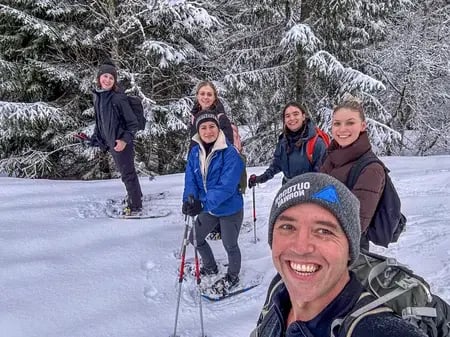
[2,155,450,337]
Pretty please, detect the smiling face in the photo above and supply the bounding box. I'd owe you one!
[271,203,350,318]
[332,107,366,147]
[98,73,115,91]
[198,121,219,144]
[196,84,217,110]
[284,105,306,132]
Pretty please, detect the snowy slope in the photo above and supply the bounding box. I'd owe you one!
[1,156,450,337]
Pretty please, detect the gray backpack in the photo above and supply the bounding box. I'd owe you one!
[333,250,450,337]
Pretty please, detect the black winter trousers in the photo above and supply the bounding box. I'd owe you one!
[110,142,142,210]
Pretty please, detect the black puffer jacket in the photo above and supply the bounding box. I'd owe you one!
[91,88,139,151]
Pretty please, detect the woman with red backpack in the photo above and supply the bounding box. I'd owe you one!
[248,102,328,188]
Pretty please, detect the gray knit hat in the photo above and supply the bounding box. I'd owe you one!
[268,172,361,266]
[195,111,219,131]
[97,60,117,83]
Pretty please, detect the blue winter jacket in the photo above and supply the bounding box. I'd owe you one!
[250,272,427,337]
[261,119,327,183]
[183,131,244,217]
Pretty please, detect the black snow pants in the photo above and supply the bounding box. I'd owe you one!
[110,142,142,210]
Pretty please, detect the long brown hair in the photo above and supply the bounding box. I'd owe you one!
[195,80,219,105]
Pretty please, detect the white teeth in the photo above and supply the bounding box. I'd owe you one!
[290,262,318,273]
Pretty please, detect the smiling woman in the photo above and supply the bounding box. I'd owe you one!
[88,60,143,216]
[320,96,386,250]
[248,102,328,188]
[188,81,235,151]
[182,111,245,295]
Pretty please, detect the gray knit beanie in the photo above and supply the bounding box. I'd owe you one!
[97,60,117,83]
[268,172,361,266]
[195,111,219,131]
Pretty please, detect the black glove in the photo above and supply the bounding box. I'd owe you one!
[248,174,266,188]
[182,201,189,215]
[182,199,203,216]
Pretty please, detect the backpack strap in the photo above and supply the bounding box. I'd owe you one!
[306,127,330,164]
[331,292,394,337]
[346,153,384,190]
[256,274,284,326]
[306,134,319,164]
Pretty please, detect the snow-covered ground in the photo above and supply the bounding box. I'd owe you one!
[1,155,450,337]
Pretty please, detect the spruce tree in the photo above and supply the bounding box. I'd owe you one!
[0,0,220,177]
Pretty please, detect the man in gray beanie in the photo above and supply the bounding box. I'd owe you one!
[267,171,361,266]
[250,173,426,337]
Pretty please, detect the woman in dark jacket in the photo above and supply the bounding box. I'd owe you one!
[90,61,142,215]
[188,81,234,150]
[248,102,327,187]
[320,97,385,249]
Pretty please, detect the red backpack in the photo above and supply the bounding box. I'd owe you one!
[306,127,330,163]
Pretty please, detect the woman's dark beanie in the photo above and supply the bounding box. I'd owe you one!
[195,111,220,132]
[97,60,117,83]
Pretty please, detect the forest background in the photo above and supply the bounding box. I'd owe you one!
[0,0,449,179]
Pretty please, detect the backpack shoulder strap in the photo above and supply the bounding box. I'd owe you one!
[331,292,394,337]
[256,274,284,325]
[346,153,384,190]
[306,134,319,164]
[306,127,330,164]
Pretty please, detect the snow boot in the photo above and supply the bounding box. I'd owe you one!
[122,206,143,217]
[211,273,239,295]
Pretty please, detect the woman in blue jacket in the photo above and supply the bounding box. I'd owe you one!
[248,102,327,187]
[182,111,244,294]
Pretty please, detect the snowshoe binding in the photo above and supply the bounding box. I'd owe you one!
[210,273,239,295]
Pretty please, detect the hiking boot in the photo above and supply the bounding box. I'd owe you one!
[200,265,218,276]
[211,273,239,295]
[122,207,143,216]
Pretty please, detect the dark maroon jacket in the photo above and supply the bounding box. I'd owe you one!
[320,132,385,233]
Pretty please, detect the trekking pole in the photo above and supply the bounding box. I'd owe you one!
[171,214,191,337]
[252,186,258,243]
[188,195,206,337]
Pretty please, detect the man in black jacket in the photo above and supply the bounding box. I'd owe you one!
[251,173,426,337]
